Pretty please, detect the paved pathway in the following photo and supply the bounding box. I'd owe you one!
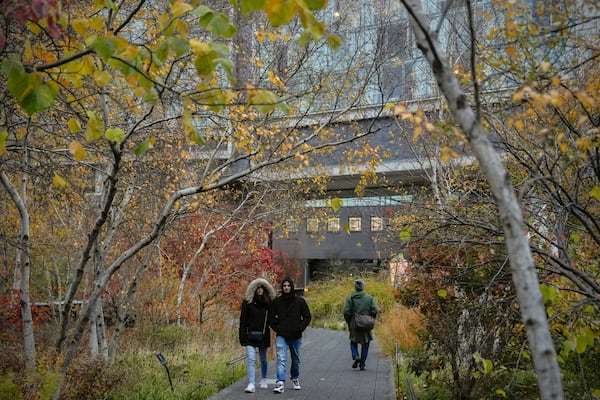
[208,327,396,400]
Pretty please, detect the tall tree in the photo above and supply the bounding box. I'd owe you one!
[0,2,394,397]
[395,0,599,398]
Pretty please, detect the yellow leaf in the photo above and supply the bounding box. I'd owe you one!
[68,118,81,133]
[394,103,407,115]
[0,130,7,155]
[506,44,517,59]
[268,70,284,88]
[331,197,343,212]
[512,90,524,103]
[53,173,68,188]
[93,70,111,86]
[171,1,193,17]
[69,140,86,161]
[189,39,209,54]
[26,21,42,34]
[424,122,436,132]
[514,120,524,130]
[590,186,600,202]
[176,20,189,37]
[72,19,88,36]
[343,224,350,234]
[159,13,171,31]
[23,39,33,62]
[412,125,422,141]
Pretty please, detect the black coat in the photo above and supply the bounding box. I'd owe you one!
[269,279,311,340]
[239,278,276,347]
[239,299,270,347]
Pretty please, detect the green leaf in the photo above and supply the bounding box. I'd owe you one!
[93,37,117,61]
[189,128,206,145]
[143,88,159,105]
[193,5,213,19]
[194,53,216,77]
[437,289,447,298]
[84,110,104,141]
[249,89,280,113]
[495,389,506,397]
[327,35,341,50]
[540,284,559,305]
[575,327,594,354]
[168,37,190,57]
[304,0,328,10]
[277,100,291,114]
[201,13,237,38]
[23,82,58,115]
[240,0,266,14]
[264,0,295,27]
[2,59,58,115]
[482,358,493,374]
[156,40,169,63]
[135,137,155,156]
[105,127,125,143]
[399,230,411,241]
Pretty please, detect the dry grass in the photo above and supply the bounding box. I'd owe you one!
[375,304,425,356]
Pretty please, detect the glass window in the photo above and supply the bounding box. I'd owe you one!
[327,217,340,232]
[307,218,319,233]
[349,217,362,232]
[370,216,384,231]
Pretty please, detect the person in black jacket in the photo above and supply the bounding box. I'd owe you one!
[239,277,276,393]
[268,277,311,394]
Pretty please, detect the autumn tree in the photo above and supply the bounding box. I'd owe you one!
[389,0,599,398]
[0,1,407,398]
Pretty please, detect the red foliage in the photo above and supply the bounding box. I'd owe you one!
[0,289,53,341]
[1,0,62,51]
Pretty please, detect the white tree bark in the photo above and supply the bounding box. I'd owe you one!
[1,170,36,370]
[400,1,564,399]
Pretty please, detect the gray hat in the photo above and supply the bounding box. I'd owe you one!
[354,279,365,291]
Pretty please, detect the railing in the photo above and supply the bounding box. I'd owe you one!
[395,343,416,400]
[226,355,247,384]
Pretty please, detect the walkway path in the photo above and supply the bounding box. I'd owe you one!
[208,327,396,400]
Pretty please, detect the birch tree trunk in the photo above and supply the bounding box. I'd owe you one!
[399,1,563,399]
[1,170,36,370]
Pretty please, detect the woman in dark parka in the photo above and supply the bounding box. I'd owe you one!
[239,277,276,393]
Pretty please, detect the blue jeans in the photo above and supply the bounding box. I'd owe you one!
[275,335,302,382]
[245,345,268,385]
[350,341,370,368]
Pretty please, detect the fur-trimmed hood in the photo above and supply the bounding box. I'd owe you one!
[244,278,276,303]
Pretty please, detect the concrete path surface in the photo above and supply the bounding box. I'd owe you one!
[208,327,396,400]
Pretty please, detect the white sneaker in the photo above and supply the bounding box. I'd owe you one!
[292,379,301,390]
[244,383,255,393]
[272,381,285,393]
[259,378,268,389]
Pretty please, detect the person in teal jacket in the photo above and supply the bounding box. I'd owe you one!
[343,279,378,370]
